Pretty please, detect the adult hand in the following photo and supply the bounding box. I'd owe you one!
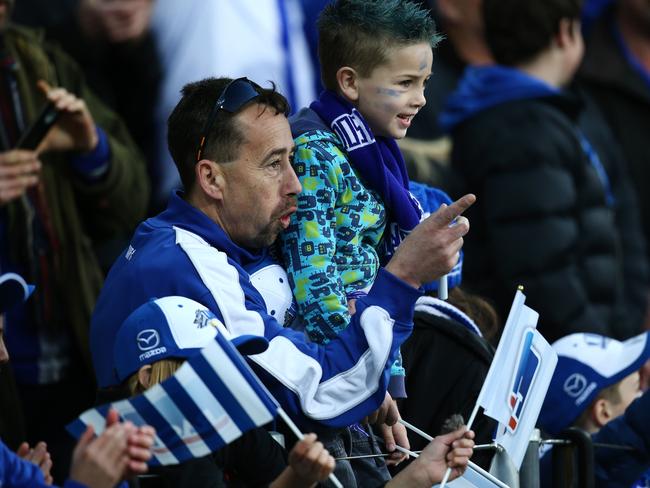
[379,421,410,466]
[385,194,476,289]
[386,427,474,487]
[37,80,98,154]
[363,391,399,426]
[16,441,53,485]
[69,423,130,488]
[0,149,41,206]
[271,433,335,488]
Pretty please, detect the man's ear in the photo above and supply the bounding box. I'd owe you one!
[336,66,360,103]
[137,364,153,390]
[195,159,226,201]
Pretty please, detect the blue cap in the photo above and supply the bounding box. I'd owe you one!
[114,296,269,382]
[0,273,34,313]
[538,332,650,435]
[408,181,463,292]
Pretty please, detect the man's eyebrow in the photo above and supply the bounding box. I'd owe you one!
[262,145,296,161]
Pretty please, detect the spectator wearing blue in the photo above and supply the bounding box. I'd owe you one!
[0,272,155,488]
[113,295,336,488]
[89,74,475,458]
[538,332,650,487]
[440,0,648,343]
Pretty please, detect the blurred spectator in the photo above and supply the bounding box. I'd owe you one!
[0,1,149,481]
[537,332,649,487]
[12,0,162,216]
[578,0,650,267]
[150,0,316,210]
[439,0,648,342]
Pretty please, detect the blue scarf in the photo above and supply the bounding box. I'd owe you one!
[310,91,422,261]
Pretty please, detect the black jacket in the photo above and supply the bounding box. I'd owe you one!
[578,13,650,263]
[399,308,496,469]
[448,90,647,342]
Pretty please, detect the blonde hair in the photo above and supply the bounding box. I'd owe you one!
[127,358,184,396]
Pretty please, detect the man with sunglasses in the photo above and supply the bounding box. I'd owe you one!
[90,77,475,430]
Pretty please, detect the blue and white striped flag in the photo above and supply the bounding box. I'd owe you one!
[67,332,278,466]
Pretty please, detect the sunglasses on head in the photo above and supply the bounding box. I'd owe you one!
[196,77,262,162]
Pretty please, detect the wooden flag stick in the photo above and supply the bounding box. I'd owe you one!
[277,408,344,488]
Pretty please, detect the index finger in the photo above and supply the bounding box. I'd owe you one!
[432,194,476,227]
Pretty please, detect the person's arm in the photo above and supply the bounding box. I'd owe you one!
[279,136,372,344]
[174,194,473,429]
[42,42,150,239]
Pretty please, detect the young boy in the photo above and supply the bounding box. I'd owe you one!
[538,332,650,487]
[279,0,444,484]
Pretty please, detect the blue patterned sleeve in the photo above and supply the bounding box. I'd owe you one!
[279,136,352,344]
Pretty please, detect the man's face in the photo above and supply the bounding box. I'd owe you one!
[0,0,14,31]
[356,42,433,139]
[216,104,301,249]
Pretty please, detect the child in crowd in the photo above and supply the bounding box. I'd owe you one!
[0,272,155,488]
[279,1,466,484]
[538,331,650,487]
[113,295,336,488]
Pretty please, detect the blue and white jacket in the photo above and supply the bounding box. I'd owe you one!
[90,192,420,429]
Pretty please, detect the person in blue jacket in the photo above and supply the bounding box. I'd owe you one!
[89,76,475,434]
[0,272,155,488]
[538,331,650,487]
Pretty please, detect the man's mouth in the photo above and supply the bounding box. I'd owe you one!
[279,206,297,228]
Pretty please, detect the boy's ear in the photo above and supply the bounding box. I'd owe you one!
[336,66,360,102]
[137,364,153,390]
[591,397,614,428]
[195,159,226,201]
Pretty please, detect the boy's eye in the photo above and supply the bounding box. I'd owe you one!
[398,79,412,88]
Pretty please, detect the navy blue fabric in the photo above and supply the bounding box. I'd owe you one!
[439,65,559,132]
[310,90,422,261]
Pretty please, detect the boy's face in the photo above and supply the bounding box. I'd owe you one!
[608,371,642,420]
[356,42,432,139]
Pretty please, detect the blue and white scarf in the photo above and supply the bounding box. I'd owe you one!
[310,90,422,261]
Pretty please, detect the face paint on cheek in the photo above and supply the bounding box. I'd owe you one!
[376,87,403,98]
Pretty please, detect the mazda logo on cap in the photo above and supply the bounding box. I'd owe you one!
[136,329,160,351]
[563,373,588,398]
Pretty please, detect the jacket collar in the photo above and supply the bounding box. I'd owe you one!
[156,191,269,268]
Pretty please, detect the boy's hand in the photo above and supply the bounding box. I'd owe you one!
[385,194,475,289]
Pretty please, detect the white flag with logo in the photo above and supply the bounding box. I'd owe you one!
[493,327,557,468]
[474,290,540,425]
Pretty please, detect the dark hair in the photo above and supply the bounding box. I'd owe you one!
[482,0,583,66]
[318,0,442,90]
[447,287,500,342]
[167,77,290,191]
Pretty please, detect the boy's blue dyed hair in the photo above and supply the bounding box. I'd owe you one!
[318,0,442,90]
